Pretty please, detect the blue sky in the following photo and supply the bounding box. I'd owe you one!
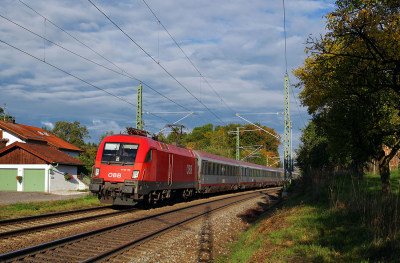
[0,0,335,158]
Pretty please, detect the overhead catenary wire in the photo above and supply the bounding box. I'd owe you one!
[88,0,227,126]
[288,78,307,127]
[282,0,306,127]
[13,1,213,125]
[0,39,171,124]
[142,0,238,120]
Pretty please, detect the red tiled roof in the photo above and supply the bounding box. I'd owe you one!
[0,142,85,166]
[0,120,83,152]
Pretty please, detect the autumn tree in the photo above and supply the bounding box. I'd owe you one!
[293,0,400,193]
[180,123,281,167]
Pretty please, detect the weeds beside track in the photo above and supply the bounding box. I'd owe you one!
[216,171,400,262]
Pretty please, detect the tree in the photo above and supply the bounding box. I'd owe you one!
[295,121,334,175]
[98,131,114,145]
[0,107,12,122]
[76,142,98,176]
[45,121,91,149]
[293,0,400,194]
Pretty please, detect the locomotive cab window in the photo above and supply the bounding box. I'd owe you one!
[102,142,139,165]
[144,149,152,163]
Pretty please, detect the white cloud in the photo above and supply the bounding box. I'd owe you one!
[41,121,54,130]
[0,0,335,153]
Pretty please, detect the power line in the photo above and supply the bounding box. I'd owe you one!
[142,0,238,119]
[0,15,216,128]
[288,78,307,127]
[88,0,227,126]
[0,39,171,124]
[2,6,213,124]
[282,0,306,127]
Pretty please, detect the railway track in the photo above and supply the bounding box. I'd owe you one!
[0,206,138,239]
[0,188,278,262]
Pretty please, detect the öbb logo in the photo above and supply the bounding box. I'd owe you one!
[108,173,122,178]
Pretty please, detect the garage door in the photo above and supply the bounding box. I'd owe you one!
[24,169,45,192]
[0,169,18,191]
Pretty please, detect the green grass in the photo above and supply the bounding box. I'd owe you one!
[0,195,107,220]
[216,171,400,263]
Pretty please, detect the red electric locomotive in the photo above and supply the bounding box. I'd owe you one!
[89,128,198,205]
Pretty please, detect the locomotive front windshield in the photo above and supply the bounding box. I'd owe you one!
[101,142,139,165]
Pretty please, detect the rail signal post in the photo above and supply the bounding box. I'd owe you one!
[136,84,143,130]
[284,75,292,189]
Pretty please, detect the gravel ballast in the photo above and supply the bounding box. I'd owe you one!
[126,194,274,263]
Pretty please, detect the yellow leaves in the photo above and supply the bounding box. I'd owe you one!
[186,142,195,150]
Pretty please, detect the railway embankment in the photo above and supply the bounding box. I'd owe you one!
[215,171,400,262]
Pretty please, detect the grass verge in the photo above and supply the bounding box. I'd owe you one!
[216,171,400,262]
[0,195,107,220]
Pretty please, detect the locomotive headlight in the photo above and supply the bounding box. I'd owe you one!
[132,170,140,179]
[95,168,100,177]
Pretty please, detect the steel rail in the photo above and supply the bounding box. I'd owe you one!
[80,190,274,263]
[0,207,137,239]
[0,188,278,262]
[0,206,110,225]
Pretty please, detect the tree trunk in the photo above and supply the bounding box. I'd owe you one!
[378,152,391,195]
[352,159,364,180]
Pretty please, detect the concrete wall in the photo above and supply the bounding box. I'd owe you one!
[50,165,79,191]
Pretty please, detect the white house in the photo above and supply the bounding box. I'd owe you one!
[0,119,86,192]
